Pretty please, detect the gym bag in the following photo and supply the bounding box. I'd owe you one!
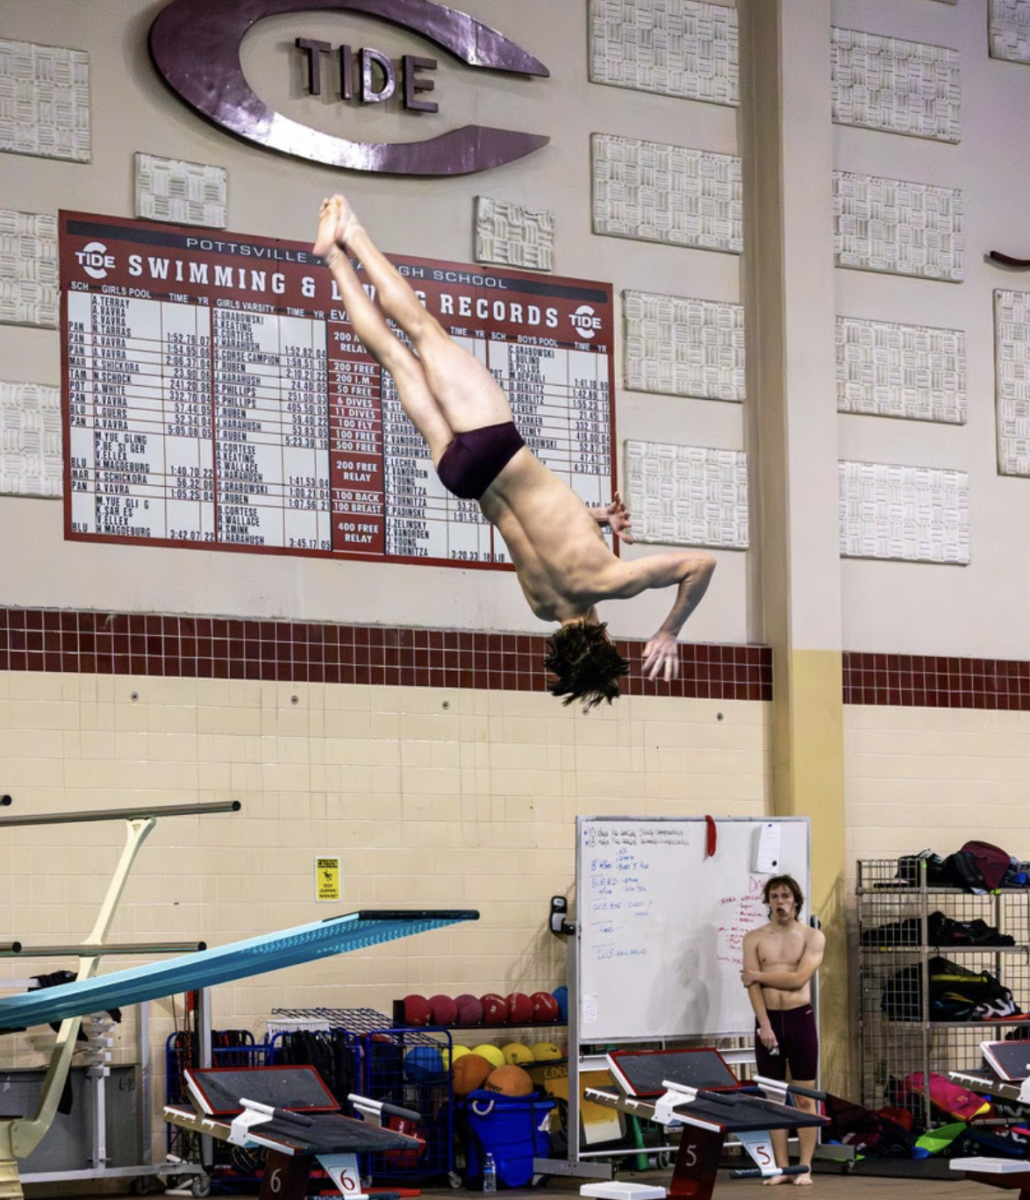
[882,956,1021,1022]
[959,841,1013,890]
[901,1072,992,1122]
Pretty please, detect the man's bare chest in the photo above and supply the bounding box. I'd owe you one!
[758,928,806,967]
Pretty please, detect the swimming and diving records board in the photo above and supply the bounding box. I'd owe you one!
[575,816,811,1042]
[60,211,615,569]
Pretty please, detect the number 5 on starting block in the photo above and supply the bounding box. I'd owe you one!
[735,1129,776,1174]
[317,1153,363,1197]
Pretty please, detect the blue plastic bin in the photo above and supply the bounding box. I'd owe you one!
[463,1090,555,1188]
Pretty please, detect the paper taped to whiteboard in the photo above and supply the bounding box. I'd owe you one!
[753,822,782,873]
[583,993,598,1027]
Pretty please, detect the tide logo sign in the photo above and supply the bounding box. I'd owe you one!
[570,305,602,340]
[149,0,550,176]
[76,241,115,280]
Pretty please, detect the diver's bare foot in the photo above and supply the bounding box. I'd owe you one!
[792,1172,813,1185]
[312,196,338,257]
[313,194,360,257]
[762,1174,791,1186]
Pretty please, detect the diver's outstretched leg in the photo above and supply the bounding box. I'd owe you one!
[314,197,452,462]
[316,194,513,434]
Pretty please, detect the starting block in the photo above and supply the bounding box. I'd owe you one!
[581,1182,668,1200]
[947,1044,1030,1199]
[982,1042,1030,1086]
[951,1158,1030,1200]
[165,1064,422,1200]
[949,1043,1030,1107]
[585,1048,827,1200]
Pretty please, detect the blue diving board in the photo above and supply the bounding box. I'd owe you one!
[0,909,478,1031]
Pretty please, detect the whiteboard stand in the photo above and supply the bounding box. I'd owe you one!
[533,932,614,1179]
[535,816,814,1179]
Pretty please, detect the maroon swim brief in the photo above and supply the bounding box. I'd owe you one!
[436,421,525,500]
[754,1005,818,1082]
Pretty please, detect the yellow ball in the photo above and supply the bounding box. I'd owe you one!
[503,1042,535,1065]
[472,1043,505,1069]
[531,1042,562,1062]
[442,1044,471,1070]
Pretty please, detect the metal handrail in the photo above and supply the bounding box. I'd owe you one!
[0,800,239,827]
[0,942,207,957]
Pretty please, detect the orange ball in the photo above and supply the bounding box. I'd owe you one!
[452,1052,494,1096]
[484,1064,534,1096]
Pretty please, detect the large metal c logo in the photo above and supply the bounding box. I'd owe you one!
[149,0,550,176]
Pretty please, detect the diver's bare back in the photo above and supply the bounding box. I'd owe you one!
[480,449,619,622]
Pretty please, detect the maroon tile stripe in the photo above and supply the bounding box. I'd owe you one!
[844,651,1030,710]
[0,609,772,701]
[5,611,1029,709]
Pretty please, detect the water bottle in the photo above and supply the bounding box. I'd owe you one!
[483,1151,497,1193]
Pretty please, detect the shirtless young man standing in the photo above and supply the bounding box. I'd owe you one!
[741,876,826,1186]
[313,195,715,709]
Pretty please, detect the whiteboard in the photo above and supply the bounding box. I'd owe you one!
[575,816,810,1042]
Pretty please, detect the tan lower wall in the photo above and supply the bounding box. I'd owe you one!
[12,677,1024,1149]
[845,704,1030,871]
[0,669,771,1156]
[843,703,1030,1101]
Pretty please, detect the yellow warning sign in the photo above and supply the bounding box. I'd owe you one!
[316,856,341,902]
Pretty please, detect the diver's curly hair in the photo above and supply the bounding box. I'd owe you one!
[544,621,630,710]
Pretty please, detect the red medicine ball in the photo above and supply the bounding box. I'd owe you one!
[531,991,559,1022]
[480,993,510,1025]
[403,994,433,1026]
[456,995,484,1025]
[505,992,534,1024]
[429,994,458,1026]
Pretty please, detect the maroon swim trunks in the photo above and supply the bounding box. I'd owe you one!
[436,421,525,500]
[754,1005,818,1082]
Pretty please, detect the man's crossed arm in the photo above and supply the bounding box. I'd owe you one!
[740,931,826,991]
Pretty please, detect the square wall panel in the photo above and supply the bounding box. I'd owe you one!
[831,28,961,143]
[836,316,966,423]
[0,381,62,497]
[589,0,739,106]
[625,439,749,548]
[624,290,744,401]
[135,153,228,228]
[839,460,969,564]
[0,38,90,162]
[0,209,58,328]
[593,134,743,253]
[994,288,1030,476]
[474,197,554,272]
[833,171,963,282]
[990,0,1030,63]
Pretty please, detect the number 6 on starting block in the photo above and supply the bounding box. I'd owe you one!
[317,1153,363,1197]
